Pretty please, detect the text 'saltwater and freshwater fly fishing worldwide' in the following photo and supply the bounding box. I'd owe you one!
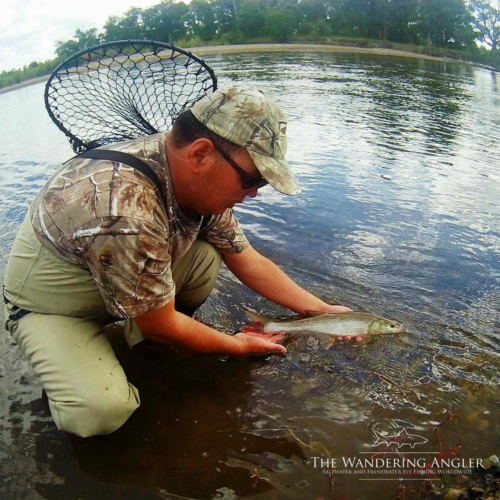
[0,51,499,500]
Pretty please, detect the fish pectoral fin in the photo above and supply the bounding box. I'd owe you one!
[245,310,270,325]
[241,325,265,333]
[327,338,336,349]
[304,310,329,318]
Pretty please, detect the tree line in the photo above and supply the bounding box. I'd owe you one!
[1,0,499,89]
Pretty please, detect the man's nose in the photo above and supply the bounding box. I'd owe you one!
[246,188,259,198]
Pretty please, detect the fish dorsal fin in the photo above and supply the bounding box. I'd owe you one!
[304,310,329,318]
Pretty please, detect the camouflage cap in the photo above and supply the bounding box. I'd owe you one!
[191,86,301,195]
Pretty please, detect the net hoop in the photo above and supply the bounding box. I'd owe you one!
[44,40,218,153]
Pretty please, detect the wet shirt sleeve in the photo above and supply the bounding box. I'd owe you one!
[78,216,174,318]
[200,209,249,255]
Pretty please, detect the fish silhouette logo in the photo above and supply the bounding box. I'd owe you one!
[372,428,428,449]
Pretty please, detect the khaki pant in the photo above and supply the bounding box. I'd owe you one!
[3,212,222,437]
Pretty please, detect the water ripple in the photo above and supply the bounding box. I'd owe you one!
[1,52,499,499]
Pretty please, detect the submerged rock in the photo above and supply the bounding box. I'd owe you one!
[443,488,463,500]
[212,487,238,500]
[481,455,500,471]
[468,486,484,497]
[428,488,446,499]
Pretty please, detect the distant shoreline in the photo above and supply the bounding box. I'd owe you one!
[0,43,479,96]
[0,75,50,95]
[190,43,470,63]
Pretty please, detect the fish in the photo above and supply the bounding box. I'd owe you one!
[243,310,404,341]
[372,428,428,449]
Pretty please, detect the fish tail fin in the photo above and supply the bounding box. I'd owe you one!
[242,310,270,333]
[372,430,386,447]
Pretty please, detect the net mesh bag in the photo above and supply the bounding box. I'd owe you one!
[45,40,218,153]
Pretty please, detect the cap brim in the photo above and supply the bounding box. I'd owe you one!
[248,150,302,195]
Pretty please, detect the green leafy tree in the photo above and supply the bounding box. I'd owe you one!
[120,8,145,39]
[299,0,329,22]
[142,1,189,42]
[186,0,217,41]
[238,0,267,37]
[366,0,418,42]
[212,0,238,34]
[386,0,419,43]
[330,0,372,37]
[74,28,101,47]
[103,8,144,41]
[265,6,301,41]
[55,39,81,60]
[297,0,333,35]
[417,0,475,48]
[102,16,122,41]
[367,0,392,40]
[469,0,500,50]
[55,28,101,60]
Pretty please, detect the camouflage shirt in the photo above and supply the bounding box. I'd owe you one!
[31,132,249,318]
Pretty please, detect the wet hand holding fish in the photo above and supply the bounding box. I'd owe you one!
[243,310,403,342]
[233,330,287,355]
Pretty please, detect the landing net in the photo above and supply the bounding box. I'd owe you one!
[45,40,218,153]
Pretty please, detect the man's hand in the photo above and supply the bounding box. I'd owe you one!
[233,331,287,355]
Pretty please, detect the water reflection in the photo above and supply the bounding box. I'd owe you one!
[63,334,305,498]
[1,52,500,499]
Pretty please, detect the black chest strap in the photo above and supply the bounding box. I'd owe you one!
[77,149,164,198]
[76,148,210,230]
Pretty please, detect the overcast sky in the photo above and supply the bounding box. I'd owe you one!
[0,0,163,72]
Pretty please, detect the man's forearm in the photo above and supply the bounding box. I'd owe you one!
[134,300,286,355]
[136,308,242,354]
[226,251,327,315]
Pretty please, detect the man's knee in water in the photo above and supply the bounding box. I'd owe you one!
[50,383,140,438]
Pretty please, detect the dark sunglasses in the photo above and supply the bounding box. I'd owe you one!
[214,145,269,191]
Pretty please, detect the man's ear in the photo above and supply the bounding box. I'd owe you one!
[185,138,216,174]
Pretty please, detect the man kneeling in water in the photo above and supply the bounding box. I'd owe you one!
[3,86,349,437]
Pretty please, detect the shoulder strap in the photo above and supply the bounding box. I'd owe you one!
[77,149,164,198]
[74,149,211,228]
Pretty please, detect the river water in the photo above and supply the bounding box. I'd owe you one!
[0,51,499,500]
